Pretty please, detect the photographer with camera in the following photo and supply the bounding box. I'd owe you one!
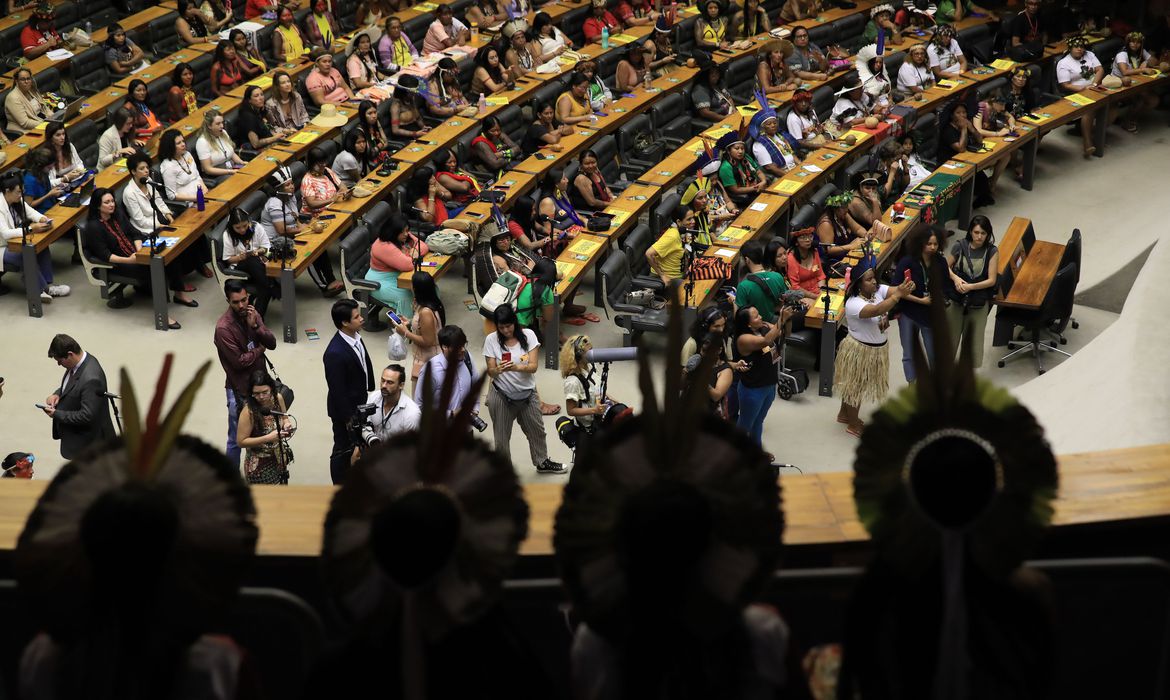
[354,364,421,461]
[484,306,566,475]
[415,325,486,432]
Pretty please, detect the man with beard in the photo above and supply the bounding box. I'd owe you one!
[214,278,278,467]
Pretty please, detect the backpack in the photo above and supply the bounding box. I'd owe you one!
[425,229,470,256]
[479,269,528,319]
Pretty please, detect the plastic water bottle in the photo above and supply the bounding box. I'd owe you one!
[470,21,478,42]
[196,185,205,212]
[477,92,487,114]
[601,26,609,49]
[84,20,92,36]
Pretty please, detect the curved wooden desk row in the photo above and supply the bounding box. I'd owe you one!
[0,443,1165,558]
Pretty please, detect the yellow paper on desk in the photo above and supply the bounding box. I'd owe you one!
[567,238,600,256]
[936,79,959,89]
[990,59,1016,71]
[719,226,750,241]
[823,293,845,319]
[555,261,577,279]
[114,158,127,168]
[247,75,273,89]
[608,211,629,227]
[679,4,700,15]
[413,2,438,10]
[611,33,638,45]
[485,95,509,106]
[1065,92,1097,106]
[288,131,316,144]
[772,179,804,195]
[33,121,48,131]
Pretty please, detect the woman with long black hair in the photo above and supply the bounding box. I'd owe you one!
[389,269,445,392]
[332,128,374,189]
[894,224,945,384]
[365,212,428,316]
[484,304,565,475]
[508,195,553,253]
[222,207,276,317]
[237,368,295,484]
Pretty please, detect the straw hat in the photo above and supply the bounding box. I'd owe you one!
[311,103,348,127]
[757,38,794,60]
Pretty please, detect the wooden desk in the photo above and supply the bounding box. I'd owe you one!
[951,122,1040,192]
[398,253,456,289]
[131,213,225,330]
[389,116,479,165]
[265,214,354,343]
[327,162,416,219]
[5,197,88,318]
[512,126,598,177]
[270,107,358,158]
[996,240,1064,311]
[234,149,300,182]
[112,49,208,90]
[206,172,264,209]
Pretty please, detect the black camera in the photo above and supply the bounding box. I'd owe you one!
[354,402,378,419]
[469,414,488,432]
[781,289,809,314]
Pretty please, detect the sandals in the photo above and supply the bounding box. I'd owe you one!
[323,281,345,297]
[579,312,601,323]
[845,424,864,438]
[1083,145,1096,159]
[562,316,586,326]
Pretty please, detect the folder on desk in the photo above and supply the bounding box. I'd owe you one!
[287,132,316,144]
[555,261,577,280]
[485,95,509,106]
[1064,92,1096,106]
[990,59,1016,70]
[717,226,750,242]
[936,79,958,89]
[773,179,804,195]
[567,239,600,256]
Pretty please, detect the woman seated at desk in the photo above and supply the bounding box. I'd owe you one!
[306,50,356,106]
[123,79,164,142]
[332,129,374,189]
[231,29,267,79]
[786,227,826,307]
[266,70,310,132]
[523,100,574,154]
[557,72,597,127]
[427,58,470,118]
[272,6,311,63]
[123,152,176,233]
[195,111,246,181]
[167,63,200,123]
[82,187,198,329]
[364,213,429,316]
[347,32,392,102]
[470,116,521,172]
[694,0,730,52]
[570,149,614,214]
[433,148,481,214]
[388,76,429,142]
[471,45,516,97]
[238,85,294,151]
[44,122,87,190]
[175,0,212,48]
[715,131,766,207]
[259,166,345,297]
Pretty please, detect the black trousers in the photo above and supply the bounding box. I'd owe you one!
[330,417,351,485]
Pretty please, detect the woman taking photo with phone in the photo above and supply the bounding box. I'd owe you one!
[388,269,444,393]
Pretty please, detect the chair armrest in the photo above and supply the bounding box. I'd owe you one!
[349,278,379,292]
[632,275,664,291]
[611,302,645,313]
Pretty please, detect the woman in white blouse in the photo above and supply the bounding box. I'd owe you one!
[897,44,935,96]
[158,129,208,203]
[122,151,175,233]
[222,207,275,315]
[195,111,245,179]
[532,12,572,63]
[44,122,87,188]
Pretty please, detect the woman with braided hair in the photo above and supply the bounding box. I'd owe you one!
[1111,31,1158,132]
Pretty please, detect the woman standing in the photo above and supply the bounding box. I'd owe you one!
[570,150,613,212]
[167,62,199,122]
[210,40,245,98]
[834,260,914,437]
[222,207,275,316]
[195,111,245,179]
[300,146,349,216]
[732,305,784,456]
[945,215,998,369]
[266,70,310,131]
[366,213,428,316]
[389,270,444,392]
[894,225,944,383]
[483,305,566,475]
[515,257,557,339]
[237,369,295,484]
[158,129,208,204]
[123,79,163,141]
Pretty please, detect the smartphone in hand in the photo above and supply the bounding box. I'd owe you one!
[501,351,512,363]
[387,311,402,325]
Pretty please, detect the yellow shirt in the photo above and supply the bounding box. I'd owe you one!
[559,91,590,118]
[276,25,307,61]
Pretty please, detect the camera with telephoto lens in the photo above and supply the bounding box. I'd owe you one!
[348,403,380,447]
[469,414,488,432]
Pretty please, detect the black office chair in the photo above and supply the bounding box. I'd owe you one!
[1048,228,1082,344]
[338,224,389,331]
[618,223,668,291]
[601,250,668,346]
[996,263,1077,375]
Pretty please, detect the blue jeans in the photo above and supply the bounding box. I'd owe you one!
[736,383,775,448]
[226,388,241,468]
[898,315,935,383]
[3,249,53,290]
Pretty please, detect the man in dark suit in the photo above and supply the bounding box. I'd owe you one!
[43,334,115,460]
[323,299,374,484]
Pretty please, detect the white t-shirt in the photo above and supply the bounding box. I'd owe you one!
[537,29,568,58]
[195,134,237,169]
[786,110,818,140]
[563,373,594,428]
[332,150,361,188]
[831,96,869,124]
[752,139,796,170]
[483,329,540,397]
[927,39,964,75]
[222,227,271,259]
[1111,49,1150,77]
[1057,51,1102,89]
[897,60,934,92]
[845,284,890,344]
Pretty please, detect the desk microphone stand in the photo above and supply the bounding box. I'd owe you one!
[144,178,165,257]
[681,229,697,309]
[272,409,290,484]
[108,394,123,434]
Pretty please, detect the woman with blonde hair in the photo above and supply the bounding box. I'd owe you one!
[560,334,606,434]
[194,109,245,179]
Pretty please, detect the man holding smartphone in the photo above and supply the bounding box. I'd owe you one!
[214,280,278,468]
[43,335,115,459]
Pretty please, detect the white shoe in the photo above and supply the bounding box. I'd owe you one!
[47,284,71,297]
[39,291,52,304]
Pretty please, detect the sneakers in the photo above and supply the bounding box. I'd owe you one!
[39,291,52,304]
[536,459,568,474]
[47,284,71,297]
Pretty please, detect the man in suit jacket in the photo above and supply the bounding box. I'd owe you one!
[323,299,374,484]
[43,334,115,460]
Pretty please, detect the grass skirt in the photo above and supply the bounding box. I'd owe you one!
[833,334,889,406]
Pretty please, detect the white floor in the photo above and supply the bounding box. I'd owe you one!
[2,122,1168,485]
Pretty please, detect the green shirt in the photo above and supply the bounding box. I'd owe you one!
[516,284,554,327]
[936,0,974,22]
[862,20,880,42]
[735,270,788,323]
[718,156,761,189]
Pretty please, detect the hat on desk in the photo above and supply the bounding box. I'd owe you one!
[310,103,348,128]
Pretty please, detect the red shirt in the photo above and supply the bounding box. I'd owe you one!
[245,0,271,19]
[615,0,652,23]
[583,13,621,42]
[507,220,526,241]
[786,250,826,294]
[21,26,61,57]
